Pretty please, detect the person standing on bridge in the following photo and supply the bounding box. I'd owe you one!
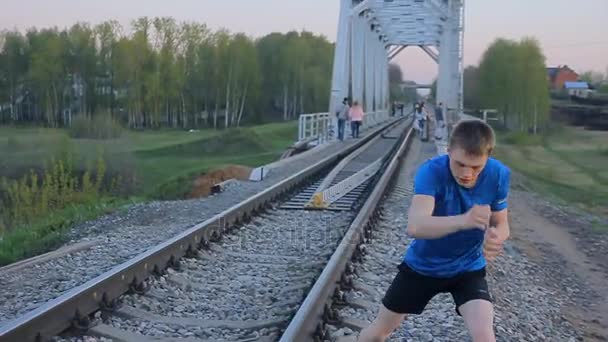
[358,120,511,342]
[349,101,364,139]
[434,102,447,142]
[434,102,444,124]
[335,97,350,141]
[413,103,428,140]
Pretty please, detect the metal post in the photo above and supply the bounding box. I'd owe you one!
[437,1,452,110]
[437,0,464,130]
[329,0,352,139]
[374,38,382,113]
[365,25,374,113]
[383,45,389,112]
[351,15,365,107]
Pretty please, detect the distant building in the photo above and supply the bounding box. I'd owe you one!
[564,81,589,89]
[547,65,579,90]
[564,81,591,97]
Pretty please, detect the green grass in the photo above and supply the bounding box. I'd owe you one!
[500,131,545,146]
[494,125,608,221]
[0,126,221,153]
[1,121,298,195]
[0,126,223,176]
[135,122,298,197]
[0,198,136,266]
[0,121,298,265]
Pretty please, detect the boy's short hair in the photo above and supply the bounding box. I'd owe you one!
[449,119,495,156]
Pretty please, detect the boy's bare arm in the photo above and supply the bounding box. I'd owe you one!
[407,195,490,239]
[490,208,510,241]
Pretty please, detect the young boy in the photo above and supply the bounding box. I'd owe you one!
[358,119,511,342]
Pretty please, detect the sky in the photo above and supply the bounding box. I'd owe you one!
[1,0,607,84]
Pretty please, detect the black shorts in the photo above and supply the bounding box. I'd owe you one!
[382,263,492,315]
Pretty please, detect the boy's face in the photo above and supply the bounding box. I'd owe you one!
[448,147,489,188]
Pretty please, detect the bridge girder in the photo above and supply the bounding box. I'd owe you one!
[330,0,465,130]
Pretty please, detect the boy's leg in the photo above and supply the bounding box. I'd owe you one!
[459,300,495,342]
[358,263,441,342]
[450,268,495,342]
[358,305,406,342]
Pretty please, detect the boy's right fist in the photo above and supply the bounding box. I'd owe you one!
[461,205,491,230]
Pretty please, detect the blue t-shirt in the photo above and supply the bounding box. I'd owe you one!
[404,154,510,278]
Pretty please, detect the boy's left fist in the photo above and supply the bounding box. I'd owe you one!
[483,227,504,262]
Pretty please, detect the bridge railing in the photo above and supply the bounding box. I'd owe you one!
[297,110,391,144]
[298,113,332,144]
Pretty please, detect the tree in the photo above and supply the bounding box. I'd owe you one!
[95,20,122,115]
[65,23,97,121]
[463,66,480,110]
[477,37,549,132]
[580,70,605,85]
[387,63,416,103]
[0,31,29,123]
[388,63,403,84]
[0,19,336,128]
[27,28,67,126]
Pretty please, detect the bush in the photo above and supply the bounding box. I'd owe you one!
[69,114,123,139]
[0,198,127,266]
[152,173,195,200]
[0,150,116,233]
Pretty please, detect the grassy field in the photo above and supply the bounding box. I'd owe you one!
[0,121,298,265]
[494,125,608,227]
[1,121,298,195]
[136,123,298,198]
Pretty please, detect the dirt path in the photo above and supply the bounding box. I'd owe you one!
[509,189,608,341]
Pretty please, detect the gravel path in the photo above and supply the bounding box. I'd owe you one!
[512,183,608,276]
[327,139,585,342]
[508,188,608,341]
[0,126,380,327]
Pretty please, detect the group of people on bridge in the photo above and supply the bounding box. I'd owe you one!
[334,98,448,145]
[412,100,447,144]
[334,97,365,141]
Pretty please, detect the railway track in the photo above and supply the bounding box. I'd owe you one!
[284,139,435,342]
[279,118,416,342]
[0,116,414,342]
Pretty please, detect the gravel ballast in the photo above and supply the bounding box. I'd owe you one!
[0,127,377,327]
